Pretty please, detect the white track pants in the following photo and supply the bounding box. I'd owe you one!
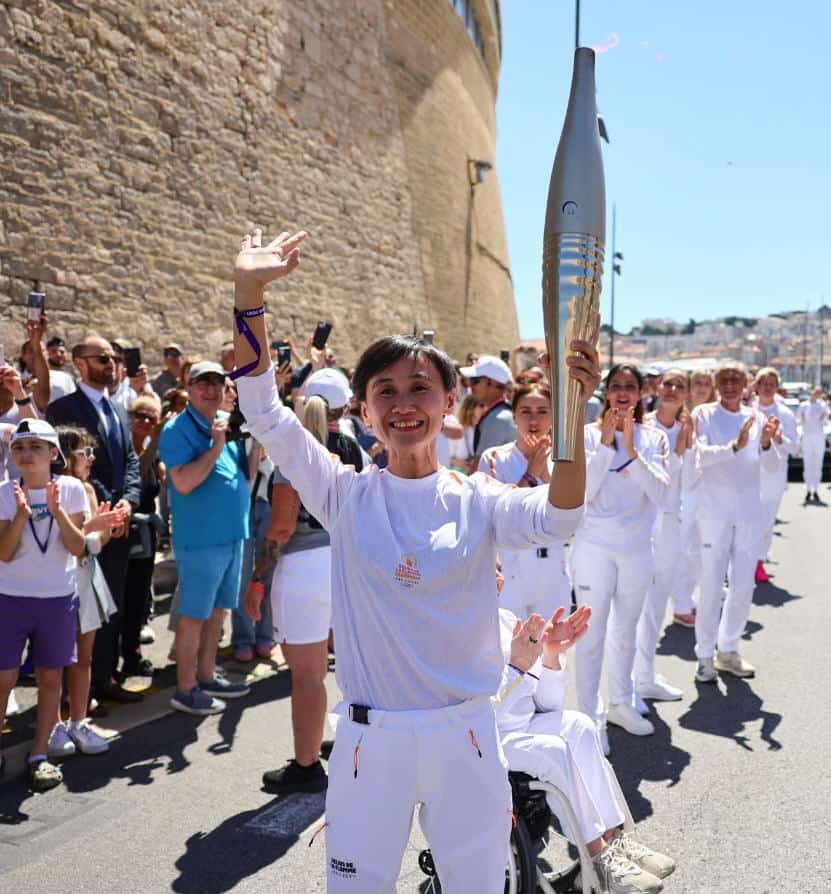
[325,697,511,893]
[499,545,571,621]
[502,710,625,844]
[634,512,681,685]
[571,540,654,728]
[802,436,824,492]
[695,520,758,658]
[758,476,786,560]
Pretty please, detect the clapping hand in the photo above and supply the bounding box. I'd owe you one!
[761,415,780,449]
[527,434,552,481]
[508,613,546,673]
[13,482,31,520]
[600,407,618,446]
[85,501,129,534]
[45,480,61,516]
[733,416,754,452]
[621,406,637,459]
[676,411,694,456]
[541,605,592,669]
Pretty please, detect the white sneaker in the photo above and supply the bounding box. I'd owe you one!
[594,844,663,893]
[140,624,156,645]
[607,703,655,736]
[6,690,19,716]
[632,693,650,716]
[695,657,717,683]
[599,725,611,756]
[47,722,77,759]
[714,651,755,678]
[67,719,110,755]
[636,675,683,702]
[611,831,676,880]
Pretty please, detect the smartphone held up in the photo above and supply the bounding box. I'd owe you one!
[27,292,46,323]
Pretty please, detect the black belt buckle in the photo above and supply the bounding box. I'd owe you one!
[349,704,370,725]
[536,548,548,559]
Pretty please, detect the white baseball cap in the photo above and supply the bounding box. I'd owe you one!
[11,419,67,467]
[459,355,512,385]
[305,368,352,409]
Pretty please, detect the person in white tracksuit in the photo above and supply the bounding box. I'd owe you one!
[691,361,782,684]
[494,607,674,894]
[571,365,670,752]
[232,225,600,894]
[670,371,716,628]
[752,367,798,581]
[479,381,571,621]
[798,386,829,505]
[633,369,694,705]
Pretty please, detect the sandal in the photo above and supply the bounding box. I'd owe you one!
[27,757,63,793]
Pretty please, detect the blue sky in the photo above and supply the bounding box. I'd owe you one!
[496,1,831,337]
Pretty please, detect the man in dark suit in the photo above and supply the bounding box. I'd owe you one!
[48,336,142,703]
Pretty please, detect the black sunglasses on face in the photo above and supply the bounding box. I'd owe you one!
[468,376,482,385]
[80,353,117,365]
[132,412,158,424]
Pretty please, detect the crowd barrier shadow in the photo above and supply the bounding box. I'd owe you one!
[678,675,782,752]
[608,712,690,824]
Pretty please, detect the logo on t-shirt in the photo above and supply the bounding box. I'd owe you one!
[393,553,422,589]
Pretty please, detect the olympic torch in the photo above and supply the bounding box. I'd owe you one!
[543,47,606,461]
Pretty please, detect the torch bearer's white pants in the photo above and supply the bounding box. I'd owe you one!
[695,519,758,659]
[571,540,654,729]
[802,435,825,492]
[499,544,571,622]
[634,512,681,686]
[501,709,625,844]
[325,696,511,893]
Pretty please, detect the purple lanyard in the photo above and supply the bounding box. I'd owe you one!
[230,306,266,380]
[20,477,54,554]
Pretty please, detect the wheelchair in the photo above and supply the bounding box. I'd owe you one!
[398,765,634,893]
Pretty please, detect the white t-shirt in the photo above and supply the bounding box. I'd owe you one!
[575,422,670,551]
[799,400,828,440]
[692,403,782,523]
[239,369,583,712]
[754,398,798,489]
[49,370,76,402]
[0,475,87,597]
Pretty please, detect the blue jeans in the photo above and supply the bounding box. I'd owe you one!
[231,498,274,649]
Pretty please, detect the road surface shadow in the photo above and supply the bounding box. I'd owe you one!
[171,793,325,894]
[656,623,696,662]
[678,675,782,752]
[608,712,690,823]
[752,582,802,608]
[742,620,764,641]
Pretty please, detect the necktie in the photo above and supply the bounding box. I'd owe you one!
[101,398,125,490]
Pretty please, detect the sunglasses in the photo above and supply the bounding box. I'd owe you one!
[72,446,96,459]
[81,353,117,365]
[163,350,182,358]
[468,376,483,385]
[132,412,158,424]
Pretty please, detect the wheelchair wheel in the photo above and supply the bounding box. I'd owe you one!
[505,815,536,894]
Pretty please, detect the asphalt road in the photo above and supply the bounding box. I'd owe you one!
[1,484,829,893]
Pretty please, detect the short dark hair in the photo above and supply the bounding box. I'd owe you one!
[603,363,645,423]
[351,335,456,402]
[511,381,552,412]
[46,336,66,349]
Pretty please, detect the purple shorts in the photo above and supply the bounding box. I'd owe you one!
[0,593,79,671]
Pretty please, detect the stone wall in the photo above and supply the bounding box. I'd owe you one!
[0,0,517,370]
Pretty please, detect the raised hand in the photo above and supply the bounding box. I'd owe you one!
[567,336,601,404]
[676,411,694,456]
[761,415,780,449]
[509,613,546,673]
[234,227,306,291]
[733,416,754,452]
[211,417,228,450]
[621,405,637,458]
[527,434,552,481]
[541,605,592,667]
[600,407,618,446]
[13,481,31,519]
[45,480,61,516]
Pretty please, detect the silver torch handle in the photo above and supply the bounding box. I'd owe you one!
[543,47,606,462]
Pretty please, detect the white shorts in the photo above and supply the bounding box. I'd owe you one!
[270,545,331,645]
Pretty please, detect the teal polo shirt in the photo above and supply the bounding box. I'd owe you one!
[159,406,250,550]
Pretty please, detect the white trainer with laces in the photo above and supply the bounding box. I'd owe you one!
[607,703,655,736]
[695,656,717,683]
[714,650,755,678]
[611,831,676,880]
[47,722,76,759]
[594,844,663,893]
[67,719,110,755]
[636,674,683,702]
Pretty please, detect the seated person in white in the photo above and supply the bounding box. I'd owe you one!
[494,607,675,894]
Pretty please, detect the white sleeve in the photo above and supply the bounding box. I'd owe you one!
[492,666,538,735]
[476,475,583,551]
[585,427,615,502]
[628,431,670,506]
[532,657,569,713]
[694,411,736,468]
[63,478,89,516]
[779,410,799,454]
[0,482,14,522]
[238,367,356,530]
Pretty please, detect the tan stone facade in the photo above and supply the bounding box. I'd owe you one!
[0,0,517,368]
